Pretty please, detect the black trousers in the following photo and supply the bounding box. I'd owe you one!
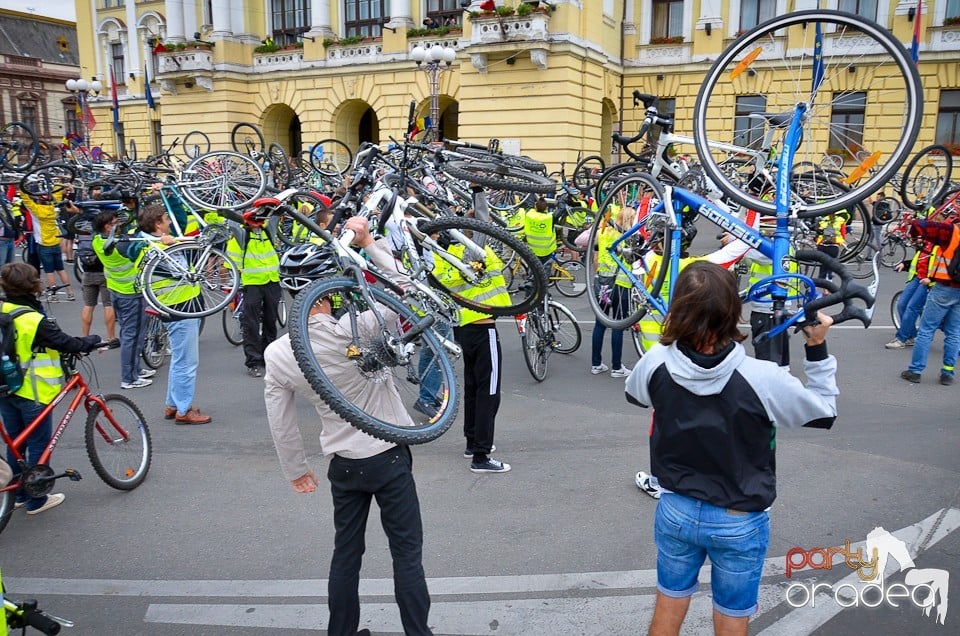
[240,281,280,368]
[327,446,432,636]
[750,311,789,367]
[454,323,502,455]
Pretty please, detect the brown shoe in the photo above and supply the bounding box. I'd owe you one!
[175,407,211,425]
[164,406,177,420]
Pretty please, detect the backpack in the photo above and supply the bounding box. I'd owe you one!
[0,306,33,396]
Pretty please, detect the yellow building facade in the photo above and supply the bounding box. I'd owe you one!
[72,0,960,172]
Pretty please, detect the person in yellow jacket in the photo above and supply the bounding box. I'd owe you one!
[523,197,557,264]
[591,204,635,378]
[226,221,281,377]
[0,262,101,514]
[19,183,75,301]
[815,210,846,282]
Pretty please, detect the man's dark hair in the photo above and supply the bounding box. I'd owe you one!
[660,261,746,350]
[93,209,118,233]
[0,262,43,297]
[138,203,167,233]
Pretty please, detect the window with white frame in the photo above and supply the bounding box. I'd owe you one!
[828,91,866,156]
[345,0,388,38]
[272,0,311,45]
[837,0,877,22]
[111,42,125,85]
[652,0,684,39]
[936,90,960,149]
[739,0,776,32]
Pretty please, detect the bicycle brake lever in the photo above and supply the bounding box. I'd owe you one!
[795,249,875,327]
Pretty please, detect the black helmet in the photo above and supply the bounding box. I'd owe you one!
[279,242,340,292]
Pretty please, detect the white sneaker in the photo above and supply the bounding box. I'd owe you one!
[610,365,632,378]
[138,368,157,379]
[885,338,907,350]
[26,493,65,515]
[635,471,662,499]
[591,363,610,375]
[121,378,153,389]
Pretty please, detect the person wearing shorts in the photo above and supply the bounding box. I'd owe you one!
[625,262,838,635]
[77,229,116,342]
[20,188,75,301]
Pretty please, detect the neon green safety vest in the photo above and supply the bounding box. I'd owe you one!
[432,244,512,326]
[817,215,846,246]
[523,208,556,257]
[92,233,141,295]
[596,226,619,277]
[226,229,280,285]
[1,302,63,404]
[149,240,202,308]
[637,253,699,352]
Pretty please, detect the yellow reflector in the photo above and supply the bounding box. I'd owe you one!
[731,48,763,79]
[843,151,881,184]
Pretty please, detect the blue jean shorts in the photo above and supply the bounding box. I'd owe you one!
[37,245,63,273]
[654,492,770,617]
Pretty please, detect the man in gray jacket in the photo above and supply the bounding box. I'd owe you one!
[263,217,432,636]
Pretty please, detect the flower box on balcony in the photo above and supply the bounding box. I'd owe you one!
[470,11,550,44]
[650,36,684,45]
[944,16,960,27]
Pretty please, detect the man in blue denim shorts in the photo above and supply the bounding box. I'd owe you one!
[625,262,838,635]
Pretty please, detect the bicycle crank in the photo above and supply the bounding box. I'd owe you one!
[21,465,82,497]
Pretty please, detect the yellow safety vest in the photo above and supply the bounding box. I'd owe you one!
[149,240,202,308]
[817,215,846,246]
[638,253,699,351]
[432,244,512,325]
[93,233,141,295]
[226,229,280,286]
[523,208,555,257]
[1,302,63,404]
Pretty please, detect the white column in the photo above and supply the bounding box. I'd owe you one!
[139,27,152,81]
[125,1,140,78]
[307,0,335,38]
[211,0,232,38]
[165,0,186,42]
[183,0,199,40]
[387,0,414,29]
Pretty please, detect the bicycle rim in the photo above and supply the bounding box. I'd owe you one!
[85,394,152,490]
[230,122,265,155]
[899,144,953,210]
[693,9,922,216]
[180,151,266,211]
[422,216,548,317]
[520,324,549,382]
[0,122,38,171]
[183,130,211,159]
[891,290,902,331]
[222,306,243,345]
[552,258,587,297]
[288,277,459,445]
[142,244,240,319]
[879,237,908,269]
[141,318,168,369]
[548,300,582,354]
[309,138,353,176]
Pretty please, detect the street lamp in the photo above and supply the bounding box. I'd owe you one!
[65,78,102,148]
[410,44,457,142]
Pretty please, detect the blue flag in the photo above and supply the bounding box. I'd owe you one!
[144,65,156,109]
[811,21,824,97]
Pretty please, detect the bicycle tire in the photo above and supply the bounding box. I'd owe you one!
[267,142,292,188]
[0,121,39,171]
[421,216,548,317]
[899,144,953,210]
[891,289,902,331]
[72,255,84,282]
[180,151,266,211]
[141,314,168,369]
[182,130,211,159]
[230,122,265,155]
[128,138,137,162]
[693,10,922,216]
[0,481,12,535]
[548,300,581,354]
[288,277,460,445]
[19,161,77,193]
[277,295,288,328]
[84,393,152,490]
[593,161,648,207]
[879,236,908,269]
[520,314,549,382]
[552,258,587,298]
[454,147,547,173]
[573,154,605,194]
[140,243,240,319]
[267,190,332,246]
[443,160,556,195]
[555,206,596,254]
[222,302,243,346]
[308,138,353,176]
[630,323,645,358]
[585,172,670,329]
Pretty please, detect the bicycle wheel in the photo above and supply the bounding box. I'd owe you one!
[222,302,243,346]
[520,314,550,382]
[288,277,459,445]
[0,121,38,171]
[547,300,581,354]
[552,258,587,297]
[585,173,670,329]
[141,314,169,369]
[0,484,12,535]
[230,122,265,156]
[421,216,548,317]
[267,190,332,246]
[84,394,152,490]
[693,10,922,216]
[141,243,240,319]
[899,144,953,210]
[309,138,353,176]
[277,294,288,327]
[891,289,902,331]
[127,138,137,162]
[180,151,266,211]
[555,206,596,254]
[573,154,605,194]
[879,236,908,269]
[443,160,556,195]
[267,142,292,188]
[182,130,211,159]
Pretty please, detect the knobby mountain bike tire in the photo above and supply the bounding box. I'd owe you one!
[899,144,953,211]
[141,314,168,369]
[585,172,670,330]
[421,216,548,317]
[84,393,152,490]
[443,160,556,195]
[693,10,922,216]
[288,277,460,445]
[453,147,547,174]
[548,300,581,354]
[140,243,240,319]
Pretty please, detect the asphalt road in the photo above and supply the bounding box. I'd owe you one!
[1,261,958,635]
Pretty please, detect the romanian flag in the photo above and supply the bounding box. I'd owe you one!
[78,92,96,130]
[110,67,120,131]
[911,0,922,64]
[144,65,156,109]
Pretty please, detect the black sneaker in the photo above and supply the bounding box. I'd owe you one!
[940,373,954,386]
[901,370,921,383]
[470,457,511,473]
[463,443,496,458]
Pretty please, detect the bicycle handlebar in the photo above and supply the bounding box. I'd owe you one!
[794,249,874,327]
[4,599,63,635]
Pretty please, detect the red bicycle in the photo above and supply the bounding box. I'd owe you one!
[0,345,151,534]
